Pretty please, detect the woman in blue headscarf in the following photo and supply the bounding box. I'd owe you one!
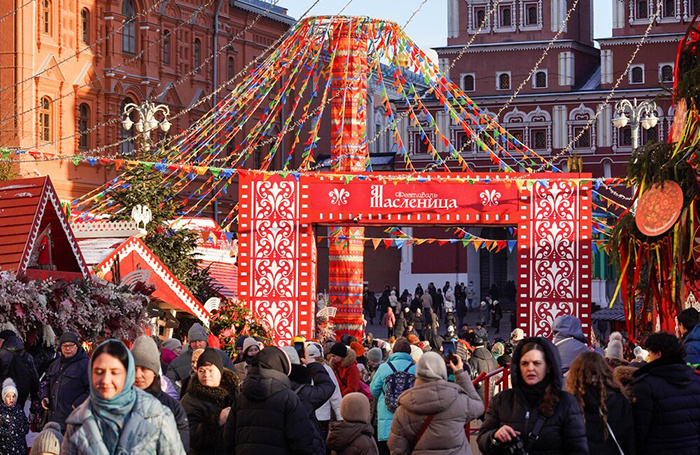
[61,339,185,455]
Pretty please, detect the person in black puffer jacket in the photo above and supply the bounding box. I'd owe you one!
[478,337,588,455]
[181,348,239,455]
[41,332,89,431]
[131,336,190,451]
[282,346,336,455]
[632,332,700,455]
[0,336,39,409]
[225,346,315,455]
[567,351,634,455]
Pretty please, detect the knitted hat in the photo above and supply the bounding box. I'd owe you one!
[162,338,182,352]
[188,323,208,343]
[510,328,525,342]
[392,337,411,354]
[2,378,18,401]
[305,341,323,359]
[29,421,63,455]
[410,345,423,363]
[340,392,371,424]
[416,351,448,382]
[367,347,383,363]
[609,331,623,342]
[197,348,223,374]
[59,331,80,346]
[0,329,15,341]
[131,335,161,374]
[281,346,301,365]
[330,342,348,358]
[235,336,247,349]
[350,341,365,357]
[407,334,420,345]
[606,339,624,360]
[242,337,259,355]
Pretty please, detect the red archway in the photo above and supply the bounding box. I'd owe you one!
[237,170,592,344]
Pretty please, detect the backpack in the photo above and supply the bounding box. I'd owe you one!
[383,362,415,412]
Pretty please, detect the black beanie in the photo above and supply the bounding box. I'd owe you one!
[0,330,15,341]
[197,348,223,374]
[59,332,80,346]
[330,342,348,358]
[258,346,291,375]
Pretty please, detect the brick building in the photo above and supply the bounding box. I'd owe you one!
[0,0,293,203]
[388,0,690,307]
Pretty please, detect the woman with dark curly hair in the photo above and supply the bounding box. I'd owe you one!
[477,337,588,455]
[567,351,634,455]
[632,332,700,455]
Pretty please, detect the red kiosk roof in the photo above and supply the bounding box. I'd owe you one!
[94,237,209,322]
[0,177,89,280]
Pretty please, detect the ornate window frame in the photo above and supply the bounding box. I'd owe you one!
[629,64,645,84]
[658,62,674,83]
[467,0,491,33]
[520,0,543,31]
[532,70,548,89]
[494,0,517,32]
[568,104,596,154]
[496,71,511,91]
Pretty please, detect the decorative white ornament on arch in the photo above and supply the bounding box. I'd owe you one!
[480,189,502,206]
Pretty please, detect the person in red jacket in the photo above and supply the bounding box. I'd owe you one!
[328,343,361,396]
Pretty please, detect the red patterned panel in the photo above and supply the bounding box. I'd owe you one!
[520,179,592,338]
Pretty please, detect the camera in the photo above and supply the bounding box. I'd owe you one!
[493,436,528,455]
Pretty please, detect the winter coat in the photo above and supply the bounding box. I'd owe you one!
[552,315,592,375]
[369,352,416,441]
[180,368,239,455]
[395,312,409,336]
[290,362,336,455]
[632,358,700,455]
[413,312,426,331]
[478,337,588,455]
[469,346,500,405]
[0,336,39,407]
[145,377,190,451]
[421,293,433,310]
[333,348,361,396]
[227,365,315,455]
[388,369,484,455]
[579,386,634,455]
[382,311,396,328]
[326,420,378,455]
[166,345,234,393]
[683,323,700,367]
[44,347,90,431]
[315,362,343,422]
[0,402,28,455]
[62,388,185,455]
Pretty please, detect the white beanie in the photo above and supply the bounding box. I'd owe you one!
[2,378,18,401]
[409,344,423,363]
[606,339,624,360]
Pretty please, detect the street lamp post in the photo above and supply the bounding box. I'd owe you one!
[121,100,171,154]
[612,98,659,150]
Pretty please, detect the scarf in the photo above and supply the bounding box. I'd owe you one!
[519,379,548,409]
[89,340,137,455]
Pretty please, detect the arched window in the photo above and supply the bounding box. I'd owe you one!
[120,98,136,156]
[39,97,51,142]
[663,0,674,17]
[163,30,170,65]
[497,72,510,90]
[41,0,51,35]
[81,9,89,44]
[636,1,648,19]
[500,7,512,27]
[78,104,90,150]
[462,74,475,92]
[227,56,234,80]
[193,38,201,73]
[534,71,547,88]
[527,5,538,25]
[122,0,136,54]
[630,65,644,84]
[660,64,674,83]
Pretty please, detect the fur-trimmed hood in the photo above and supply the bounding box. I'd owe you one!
[340,346,357,368]
[185,369,239,408]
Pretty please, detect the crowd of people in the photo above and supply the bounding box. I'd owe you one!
[0,304,699,454]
